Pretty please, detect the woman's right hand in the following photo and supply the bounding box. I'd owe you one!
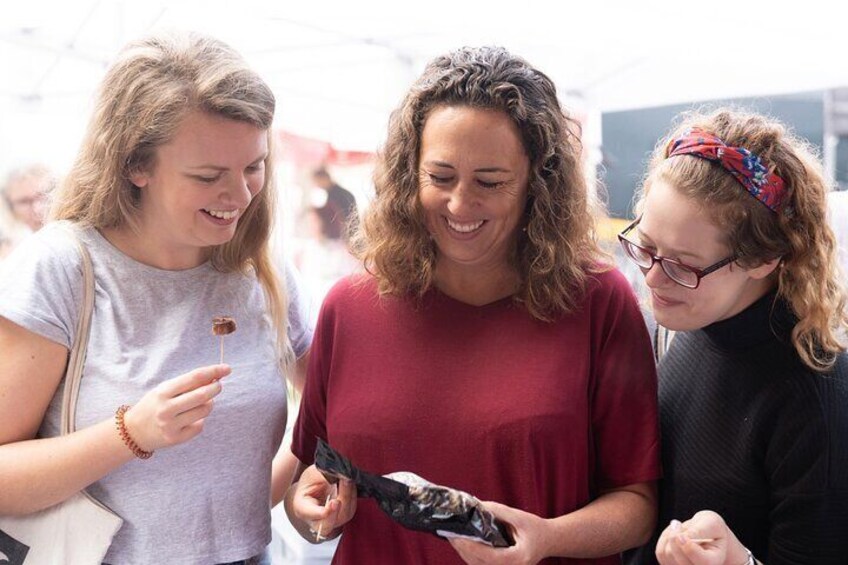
[122,364,231,452]
[291,464,357,541]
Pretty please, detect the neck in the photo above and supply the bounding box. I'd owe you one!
[101,223,209,271]
[433,261,520,306]
[717,276,778,324]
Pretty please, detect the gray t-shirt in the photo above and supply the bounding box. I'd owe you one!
[0,223,312,564]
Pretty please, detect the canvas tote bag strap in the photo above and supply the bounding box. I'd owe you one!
[57,222,96,436]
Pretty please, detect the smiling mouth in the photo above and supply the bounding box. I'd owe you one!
[202,208,239,220]
[445,217,485,233]
[652,292,682,305]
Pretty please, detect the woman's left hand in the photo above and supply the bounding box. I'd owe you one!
[448,501,552,565]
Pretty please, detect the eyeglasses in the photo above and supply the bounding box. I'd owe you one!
[617,217,737,289]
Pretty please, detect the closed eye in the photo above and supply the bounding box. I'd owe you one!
[427,173,453,185]
[478,180,505,189]
[192,174,222,184]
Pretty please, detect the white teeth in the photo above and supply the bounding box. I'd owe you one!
[204,209,238,220]
[446,218,484,233]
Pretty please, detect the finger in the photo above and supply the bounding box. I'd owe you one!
[170,380,223,415]
[317,499,344,532]
[173,418,207,444]
[681,511,724,543]
[450,538,511,565]
[479,500,515,520]
[678,535,712,563]
[667,534,697,565]
[656,524,680,565]
[337,478,355,502]
[448,538,482,564]
[159,365,231,397]
[330,481,351,521]
[478,501,523,543]
[173,399,215,428]
[296,489,337,521]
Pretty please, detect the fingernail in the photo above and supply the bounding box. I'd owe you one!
[669,519,682,531]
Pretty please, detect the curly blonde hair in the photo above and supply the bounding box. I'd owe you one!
[50,31,293,368]
[638,108,848,371]
[350,46,604,319]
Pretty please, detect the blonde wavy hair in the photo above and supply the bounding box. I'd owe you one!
[638,108,848,371]
[350,46,605,320]
[50,31,293,368]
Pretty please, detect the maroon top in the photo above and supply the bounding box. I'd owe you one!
[293,269,661,564]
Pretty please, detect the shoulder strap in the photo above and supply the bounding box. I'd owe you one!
[56,222,96,436]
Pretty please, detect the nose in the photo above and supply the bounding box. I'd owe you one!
[221,174,254,208]
[446,180,478,217]
[643,260,673,289]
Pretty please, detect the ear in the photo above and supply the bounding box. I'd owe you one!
[129,170,150,189]
[745,257,781,280]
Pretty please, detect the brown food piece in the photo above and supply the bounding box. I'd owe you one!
[212,316,237,336]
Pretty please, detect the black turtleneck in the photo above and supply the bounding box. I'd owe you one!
[626,292,848,564]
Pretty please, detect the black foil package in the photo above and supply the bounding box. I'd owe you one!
[314,438,514,547]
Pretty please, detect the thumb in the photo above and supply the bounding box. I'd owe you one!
[338,478,356,500]
[480,500,515,520]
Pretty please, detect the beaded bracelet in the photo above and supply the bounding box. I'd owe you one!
[115,404,154,459]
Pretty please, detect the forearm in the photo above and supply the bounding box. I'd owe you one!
[544,485,657,558]
[271,446,299,507]
[0,417,135,514]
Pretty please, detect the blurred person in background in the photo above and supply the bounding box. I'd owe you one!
[621,109,848,565]
[310,166,358,242]
[0,164,53,259]
[2,164,52,232]
[281,46,660,565]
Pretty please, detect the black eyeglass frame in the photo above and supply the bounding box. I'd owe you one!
[617,217,737,289]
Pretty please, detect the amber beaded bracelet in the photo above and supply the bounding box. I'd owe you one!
[115,404,154,460]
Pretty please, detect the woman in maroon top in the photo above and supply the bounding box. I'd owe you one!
[280,46,661,564]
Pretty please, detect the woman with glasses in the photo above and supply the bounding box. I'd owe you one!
[621,109,848,565]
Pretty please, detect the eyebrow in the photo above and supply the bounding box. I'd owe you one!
[635,228,706,261]
[187,154,268,171]
[422,160,511,173]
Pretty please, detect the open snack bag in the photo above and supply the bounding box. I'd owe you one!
[314,438,513,547]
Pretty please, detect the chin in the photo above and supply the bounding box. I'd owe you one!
[653,310,699,333]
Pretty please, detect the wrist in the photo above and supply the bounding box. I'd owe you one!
[534,516,556,559]
[115,405,154,459]
[728,543,754,565]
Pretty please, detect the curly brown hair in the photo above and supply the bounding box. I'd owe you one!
[350,46,605,319]
[638,108,848,371]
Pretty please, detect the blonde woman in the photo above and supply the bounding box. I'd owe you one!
[0,32,311,563]
[619,109,848,565]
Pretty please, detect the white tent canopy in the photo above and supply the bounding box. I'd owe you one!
[2,0,847,173]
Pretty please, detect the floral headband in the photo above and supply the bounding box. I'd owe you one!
[666,128,786,213]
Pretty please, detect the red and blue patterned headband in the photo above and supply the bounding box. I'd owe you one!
[666,128,786,213]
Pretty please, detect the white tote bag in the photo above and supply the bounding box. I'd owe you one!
[0,223,123,565]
